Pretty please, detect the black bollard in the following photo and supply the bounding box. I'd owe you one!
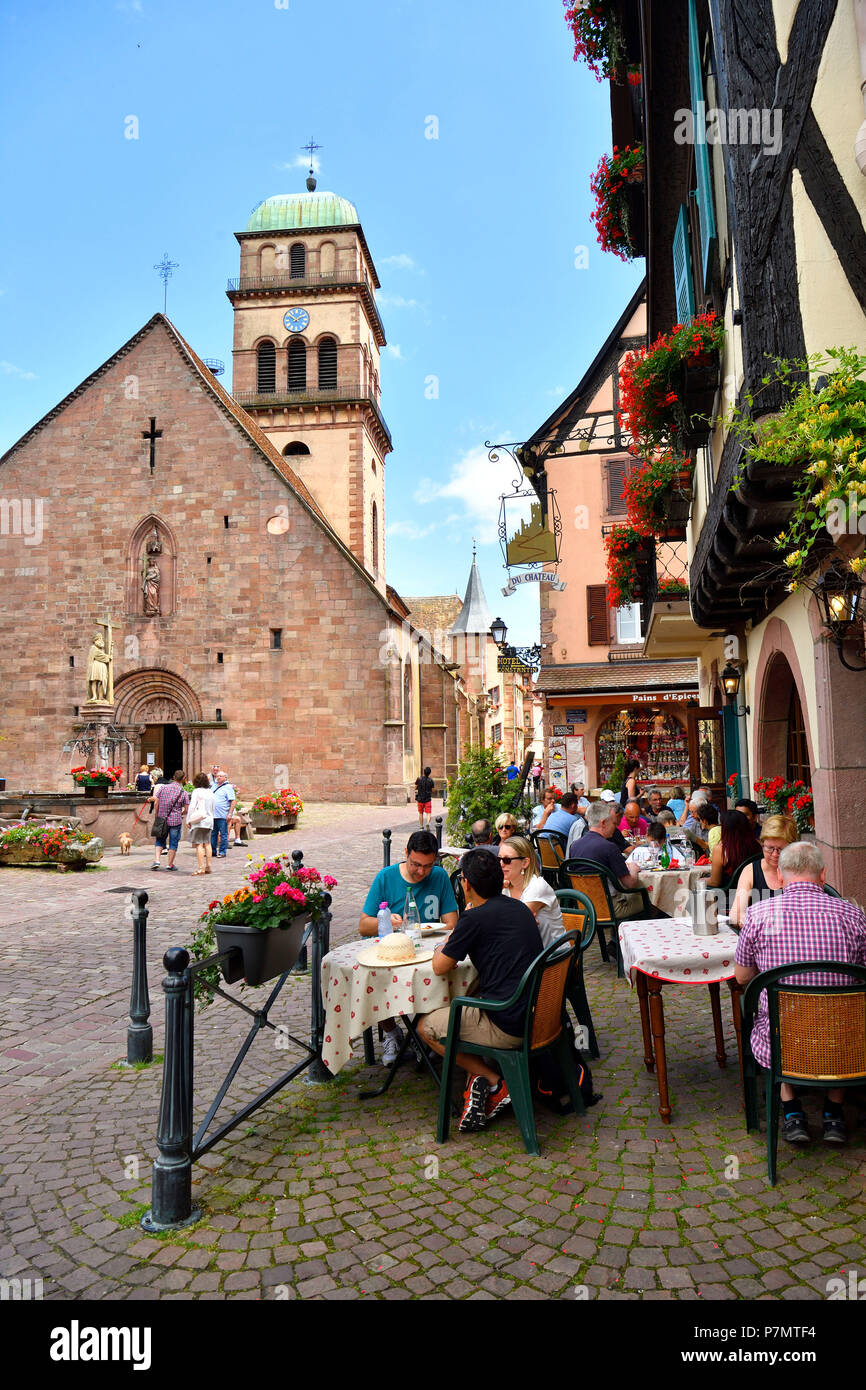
[126,889,152,1065]
[434,815,443,848]
[291,849,308,972]
[383,828,392,867]
[306,893,334,1084]
[141,948,201,1233]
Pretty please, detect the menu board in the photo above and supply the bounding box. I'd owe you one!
[548,737,567,792]
[566,736,586,790]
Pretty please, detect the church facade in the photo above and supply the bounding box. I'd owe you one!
[0,187,477,805]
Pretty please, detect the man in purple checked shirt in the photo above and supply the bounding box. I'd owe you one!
[735,841,866,1147]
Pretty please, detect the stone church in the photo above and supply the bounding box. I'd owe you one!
[0,183,479,804]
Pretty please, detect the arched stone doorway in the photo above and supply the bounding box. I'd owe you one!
[755,648,813,784]
[114,671,203,782]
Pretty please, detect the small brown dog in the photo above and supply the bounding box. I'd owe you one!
[119,833,133,855]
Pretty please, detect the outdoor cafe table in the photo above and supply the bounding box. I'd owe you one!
[618,917,744,1123]
[320,938,477,1082]
[637,864,711,917]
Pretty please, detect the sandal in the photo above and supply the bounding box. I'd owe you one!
[194,869,206,875]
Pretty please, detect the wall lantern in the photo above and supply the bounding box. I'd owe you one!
[721,661,750,716]
[490,615,508,647]
[815,563,866,671]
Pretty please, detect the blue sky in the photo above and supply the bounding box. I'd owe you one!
[0,0,643,644]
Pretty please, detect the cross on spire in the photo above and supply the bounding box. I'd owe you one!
[302,137,322,172]
[142,417,163,475]
[153,253,179,313]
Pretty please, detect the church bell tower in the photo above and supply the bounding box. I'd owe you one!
[227,171,390,583]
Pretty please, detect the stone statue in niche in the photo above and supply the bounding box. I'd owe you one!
[85,622,115,704]
[146,525,163,556]
[142,556,161,616]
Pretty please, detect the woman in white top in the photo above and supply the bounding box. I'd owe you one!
[186,771,215,875]
[499,835,564,947]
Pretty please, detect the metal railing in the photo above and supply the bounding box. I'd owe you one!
[639,538,690,635]
[234,384,391,446]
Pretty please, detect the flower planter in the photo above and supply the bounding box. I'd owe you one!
[679,352,720,448]
[215,913,310,986]
[0,836,104,870]
[83,783,110,800]
[250,811,288,832]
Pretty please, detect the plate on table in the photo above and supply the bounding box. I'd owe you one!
[419,922,448,936]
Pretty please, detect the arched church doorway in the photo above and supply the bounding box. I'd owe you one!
[140,723,184,778]
[756,650,813,784]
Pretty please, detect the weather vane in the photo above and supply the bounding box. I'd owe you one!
[153,253,179,313]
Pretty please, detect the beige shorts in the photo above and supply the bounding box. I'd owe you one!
[423,1005,522,1050]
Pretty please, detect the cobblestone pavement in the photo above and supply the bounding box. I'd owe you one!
[2,799,866,1301]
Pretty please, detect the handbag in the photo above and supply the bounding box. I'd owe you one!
[150,784,182,839]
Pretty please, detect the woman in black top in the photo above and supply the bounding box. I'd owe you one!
[730,815,797,924]
[619,759,641,810]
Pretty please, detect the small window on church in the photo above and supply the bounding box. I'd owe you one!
[207,555,212,564]
[290,243,305,279]
[74,706,79,717]
[371,500,379,572]
[224,516,230,528]
[217,652,224,664]
[216,708,222,721]
[283,441,310,456]
[271,629,283,650]
[318,337,337,391]
[69,655,74,667]
[288,339,307,391]
[256,340,276,393]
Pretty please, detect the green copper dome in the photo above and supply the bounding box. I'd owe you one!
[245,192,359,233]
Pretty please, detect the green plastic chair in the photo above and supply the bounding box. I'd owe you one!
[741,960,866,1185]
[823,884,842,898]
[555,888,600,1059]
[435,931,584,1155]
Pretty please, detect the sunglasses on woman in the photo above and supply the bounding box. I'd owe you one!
[500,854,526,863]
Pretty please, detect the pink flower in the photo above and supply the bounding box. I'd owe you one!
[262,861,280,873]
[323,875,338,889]
[252,894,264,903]
[248,870,265,884]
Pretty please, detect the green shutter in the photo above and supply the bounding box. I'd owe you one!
[688,0,717,292]
[673,204,696,326]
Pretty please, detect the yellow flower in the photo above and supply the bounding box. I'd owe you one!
[851,557,866,575]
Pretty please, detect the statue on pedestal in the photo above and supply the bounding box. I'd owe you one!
[142,558,161,616]
[85,620,115,705]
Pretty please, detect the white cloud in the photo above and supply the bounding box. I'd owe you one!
[276,155,322,173]
[386,520,441,540]
[384,343,404,360]
[378,293,420,310]
[380,254,419,271]
[0,361,36,381]
[414,442,517,545]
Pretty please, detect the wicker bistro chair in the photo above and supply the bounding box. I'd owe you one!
[559,858,655,976]
[555,889,600,1059]
[435,932,584,1156]
[529,831,568,888]
[741,961,866,1185]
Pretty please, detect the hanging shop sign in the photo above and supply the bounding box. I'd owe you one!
[553,725,574,736]
[498,487,562,570]
[498,656,533,675]
[501,571,566,596]
[631,691,697,704]
[565,709,587,724]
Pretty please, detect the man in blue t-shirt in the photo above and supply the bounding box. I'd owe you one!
[505,761,519,781]
[360,830,460,1067]
[539,791,582,838]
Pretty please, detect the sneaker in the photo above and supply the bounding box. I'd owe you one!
[458,1075,490,1132]
[151,863,160,871]
[781,1109,811,1144]
[161,848,169,856]
[381,1026,404,1067]
[822,1113,847,1144]
[485,1078,511,1119]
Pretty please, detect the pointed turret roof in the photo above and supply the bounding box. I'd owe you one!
[450,550,492,636]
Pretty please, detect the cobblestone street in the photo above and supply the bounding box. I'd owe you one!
[2,800,866,1302]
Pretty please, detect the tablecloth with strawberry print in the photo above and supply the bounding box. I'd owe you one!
[637,865,711,916]
[320,940,477,1075]
[618,916,739,986]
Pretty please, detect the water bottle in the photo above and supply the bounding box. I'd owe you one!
[376,902,392,938]
[403,893,422,950]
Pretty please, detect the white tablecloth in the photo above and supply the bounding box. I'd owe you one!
[321,939,477,1075]
[619,917,739,987]
[637,865,711,916]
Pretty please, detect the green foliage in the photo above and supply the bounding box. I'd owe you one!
[727,347,866,588]
[445,745,516,843]
[603,750,625,792]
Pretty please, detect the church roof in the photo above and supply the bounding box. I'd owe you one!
[403,595,463,636]
[450,557,493,636]
[246,192,360,233]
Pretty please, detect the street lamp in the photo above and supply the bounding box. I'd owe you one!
[489,619,542,669]
[721,661,750,716]
[490,615,508,647]
[816,563,866,671]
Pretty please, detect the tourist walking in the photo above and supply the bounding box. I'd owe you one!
[211,771,236,858]
[186,772,215,875]
[414,766,434,829]
[149,770,189,872]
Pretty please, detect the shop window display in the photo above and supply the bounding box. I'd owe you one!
[597,708,689,788]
